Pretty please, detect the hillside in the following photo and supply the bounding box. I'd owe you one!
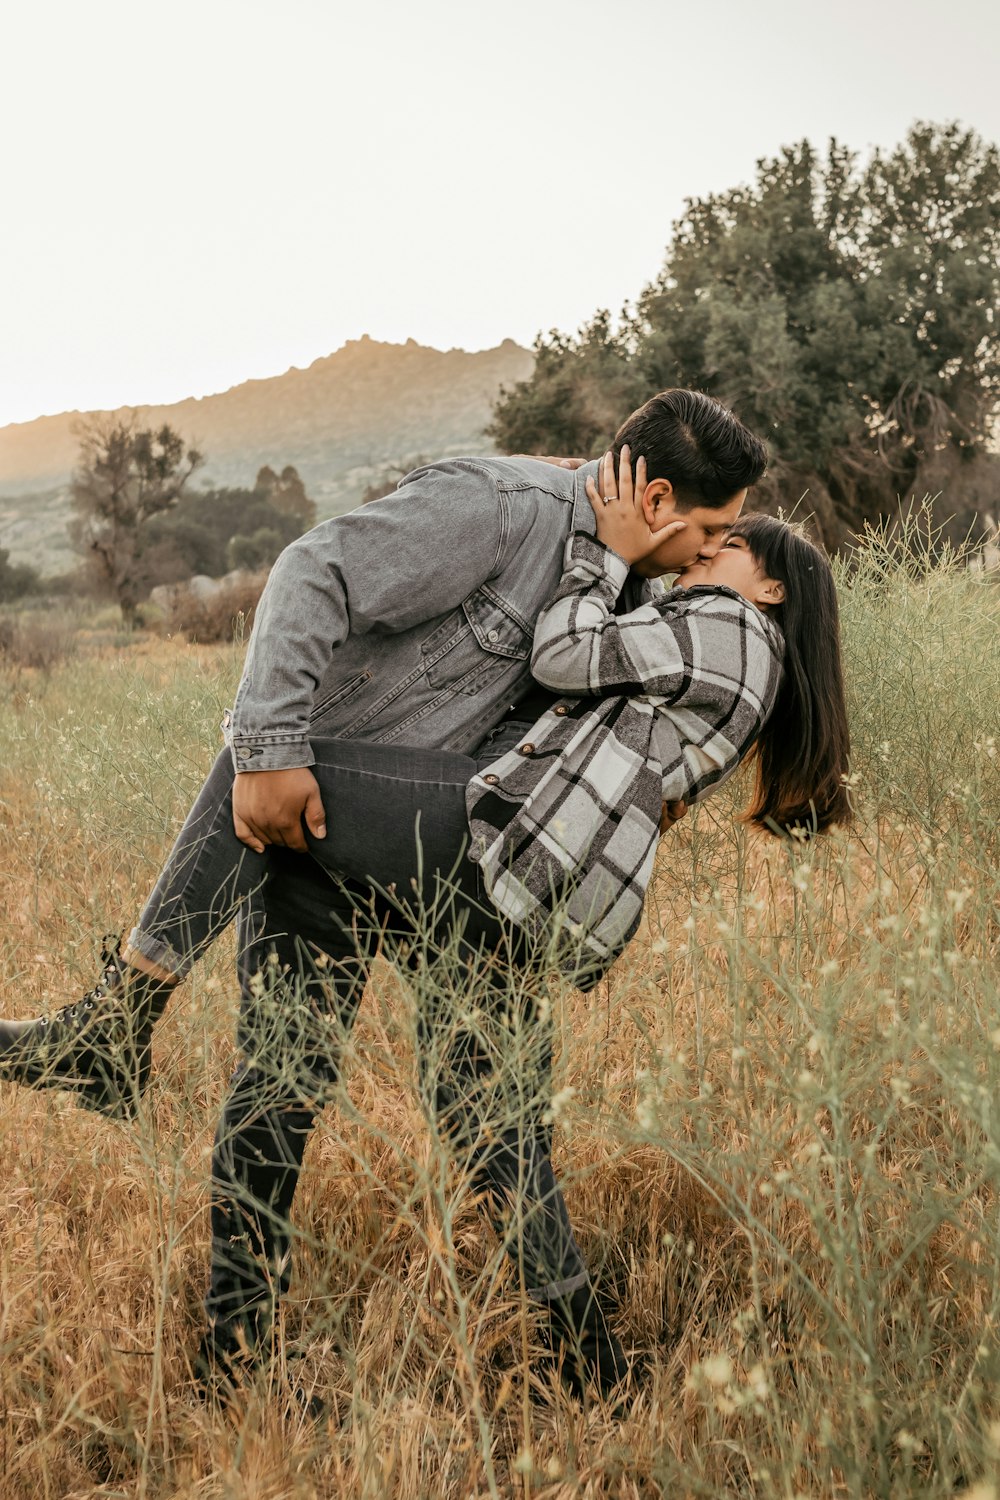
[0,336,534,575]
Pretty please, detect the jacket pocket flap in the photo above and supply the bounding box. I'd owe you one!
[463,587,531,659]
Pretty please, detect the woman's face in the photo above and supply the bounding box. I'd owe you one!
[676,532,784,610]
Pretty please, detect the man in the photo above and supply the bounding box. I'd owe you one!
[1,388,767,1405]
[200,388,767,1405]
[226,390,761,857]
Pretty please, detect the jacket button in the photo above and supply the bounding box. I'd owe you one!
[519,742,535,755]
[554,705,568,716]
[483,773,499,785]
[487,628,500,643]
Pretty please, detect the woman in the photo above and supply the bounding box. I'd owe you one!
[0,449,851,1400]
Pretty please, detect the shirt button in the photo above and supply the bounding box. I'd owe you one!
[236,748,249,763]
[519,742,535,755]
[487,628,500,643]
[483,773,499,785]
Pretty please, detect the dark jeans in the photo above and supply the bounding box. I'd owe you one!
[128,729,599,1356]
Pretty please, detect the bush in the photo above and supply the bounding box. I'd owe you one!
[0,547,41,602]
[160,571,268,644]
[226,526,284,572]
[0,608,80,673]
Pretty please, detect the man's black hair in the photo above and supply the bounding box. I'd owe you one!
[612,389,768,511]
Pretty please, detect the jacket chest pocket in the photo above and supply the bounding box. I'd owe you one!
[422,586,531,694]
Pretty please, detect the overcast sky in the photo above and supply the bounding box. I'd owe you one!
[1,0,997,428]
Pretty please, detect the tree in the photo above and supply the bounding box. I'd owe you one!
[69,415,203,625]
[146,481,314,580]
[254,464,316,530]
[490,123,1000,546]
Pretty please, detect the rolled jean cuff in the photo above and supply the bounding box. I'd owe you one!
[126,927,192,982]
[526,1271,591,1302]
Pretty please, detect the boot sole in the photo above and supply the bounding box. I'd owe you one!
[0,1058,143,1120]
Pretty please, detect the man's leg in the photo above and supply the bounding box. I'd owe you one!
[406,908,589,1299]
[407,929,628,1399]
[196,753,552,1397]
[193,731,625,1395]
[288,734,629,1398]
[199,733,519,1379]
[202,852,381,1380]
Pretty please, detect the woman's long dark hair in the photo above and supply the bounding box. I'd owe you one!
[728,513,852,834]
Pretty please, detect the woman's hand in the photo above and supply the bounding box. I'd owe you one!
[587,445,686,564]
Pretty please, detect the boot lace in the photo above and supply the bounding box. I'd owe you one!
[40,935,125,1034]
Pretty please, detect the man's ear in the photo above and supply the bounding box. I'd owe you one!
[641,478,677,525]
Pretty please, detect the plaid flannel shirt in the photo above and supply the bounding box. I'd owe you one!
[466,531,784,974]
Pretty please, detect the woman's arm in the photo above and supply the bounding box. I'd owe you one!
[532,537,781,715]
[532,443,701,695]
[531,530,693,695]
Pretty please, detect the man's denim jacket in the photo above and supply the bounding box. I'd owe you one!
[223,456,659,771]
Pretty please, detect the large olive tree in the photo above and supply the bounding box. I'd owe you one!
[490,123,1000,547]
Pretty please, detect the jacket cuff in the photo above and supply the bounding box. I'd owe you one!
[222,711,316,773]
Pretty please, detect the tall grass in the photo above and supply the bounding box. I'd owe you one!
[0,521,998,1498]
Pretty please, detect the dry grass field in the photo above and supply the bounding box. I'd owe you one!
[1,528,999,1498]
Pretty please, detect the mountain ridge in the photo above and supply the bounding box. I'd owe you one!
[0,336,534,574]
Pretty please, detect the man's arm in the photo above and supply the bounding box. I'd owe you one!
[229,460,504,849]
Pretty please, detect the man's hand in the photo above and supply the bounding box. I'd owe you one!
[512,454,588,469]
[232,767,327,853]
[660,799,688,834]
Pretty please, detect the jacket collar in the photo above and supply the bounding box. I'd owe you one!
[572,460,601,535]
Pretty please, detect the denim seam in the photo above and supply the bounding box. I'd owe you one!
[311,765,474,791]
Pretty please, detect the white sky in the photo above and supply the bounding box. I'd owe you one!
[1,0,997,428]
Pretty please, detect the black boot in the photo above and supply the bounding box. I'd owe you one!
[541,1283,631,1405]
[194,1294,274,1403]
[194,1325,328,1422]
[0,937,175,1118]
